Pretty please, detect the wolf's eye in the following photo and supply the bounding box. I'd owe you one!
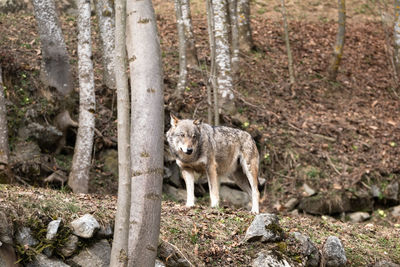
[180,133,185,137]
[192,134,197,139]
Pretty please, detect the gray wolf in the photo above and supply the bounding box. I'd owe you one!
[166,114,260,213]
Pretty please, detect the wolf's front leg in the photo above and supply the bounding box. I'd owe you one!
[206,160,220,208]
[181,169,195,207]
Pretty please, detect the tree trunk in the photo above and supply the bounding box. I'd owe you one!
[0,66,11,183]
[328,0,346,81]
[212,0,235,115]
[126,0,164,266]
[237,0,253,52]
[228,0,240,78]
[207,0,219,125]
[280,0,295,84]
[94,0,116,89]
[174,0,188,97]
[394,0,400,79]
[68,0,96,194]
[31,0,73,96]
[181,0,198,68]
[109,0,131,265]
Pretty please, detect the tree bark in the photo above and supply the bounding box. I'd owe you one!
[228,0,240,78]
[174,0,188,97]
[109,0,131,265]
[0,66,11,182]
[180,0,198,68]
[31,0,73,96]
[394,0,400,79]
[126,0,164,266]
[280,0,295,84]
[68,0,96,194]
[212,0,235,115]
[328,0,346,81]
[237,0,253,52]
[94,0,116,89]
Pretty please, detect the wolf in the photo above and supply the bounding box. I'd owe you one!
[166,114,260,213]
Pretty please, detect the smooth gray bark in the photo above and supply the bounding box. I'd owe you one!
[109,0,131,265]
[174,0,188,96]
[237,0,253,52]
[328,0,346,81]
[0,66,10,175]
[68,0,96,194]
[126,0,164,266]
[94,0,116,89]
[180,0,198,68]
[228,0,240,77]
[31,0,72,96]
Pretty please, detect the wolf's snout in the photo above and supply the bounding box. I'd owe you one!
[185,148,193,155]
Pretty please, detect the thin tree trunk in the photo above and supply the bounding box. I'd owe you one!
[31,0,73,96]
[68,0,96,194]
[328,0,346,81]
[109,0,130,264]
[181,0,198,68]
[394,0,400,80]
[0,66,11,182]
[280,0,295,84]
[228,0,240,78]
[174,0,188,97]
[207,0,219,125]
[237,0,253,52]
[213,0,235,115]
[94,0,116,89]
[126,0,164,266]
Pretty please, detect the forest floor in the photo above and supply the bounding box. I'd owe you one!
[0,0,400,265]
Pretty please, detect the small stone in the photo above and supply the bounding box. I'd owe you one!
[392,205,400,217]
[70,214,100,238]
[291,232,320,267]
[70,239,110,267]
[244,213,284,243]
[26,253,70,267]
[373,260,400,267]
[252,251,293,267]
[96,224,113,238]
[61,235,79,257]
[16,227,39,247]
[0,210,13,244]
[155,259,166,267]
[220,185,250,208]
[302,183,317,197]
[322,236,347,267]
[284,198,299,211]
[348,212,370,223]
[163,184,187,202]
[46,218,62,240]
[371,185,381,198]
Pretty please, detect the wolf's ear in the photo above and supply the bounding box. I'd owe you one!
[170,113,179,127]
[193,118,202,126]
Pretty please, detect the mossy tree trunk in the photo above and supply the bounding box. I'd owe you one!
[0,66,11,183]
[126,0,164,266]
[328,0,346,81]
[68,0,95,194]
[109,0,131,265]
[237,0,253,52]
[181,0,198,68]
[174,0,188,97]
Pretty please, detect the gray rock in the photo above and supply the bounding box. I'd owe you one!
[244,213,284,243]
[371,185,381,198]
[303,183,317,197]
[96,224,113,238]
[70,239,110,267]
[321,236,347,267]
[384,182,399,202]
[348,212,370,223]
[27,253,70,267]
[164,162,181,188]
[163,184,187,202]
[252,251,293,267]
[220,185,250,208]
[16,227,39,247]
[70,214,100,238]
[291,232,320,267]
[0,243,18,267]
[155,259,166,267]
[284,198,299,211]
[0,0,26,13]
[0,210,13,244]
[299,193,351,215]
[392,205,400,217]
[61,235,79,257]
[26,122,63,150]
[158,240,192,267]
[46,218,62,240]
[373,260,400,267]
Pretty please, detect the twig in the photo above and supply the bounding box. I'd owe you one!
[287,122,336,142]
[323,152,342,175]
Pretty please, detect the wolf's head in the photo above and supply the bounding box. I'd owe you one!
[166,114,202,161]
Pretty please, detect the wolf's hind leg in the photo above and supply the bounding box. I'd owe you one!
[181,170,195,207]
[240,151,260,213]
